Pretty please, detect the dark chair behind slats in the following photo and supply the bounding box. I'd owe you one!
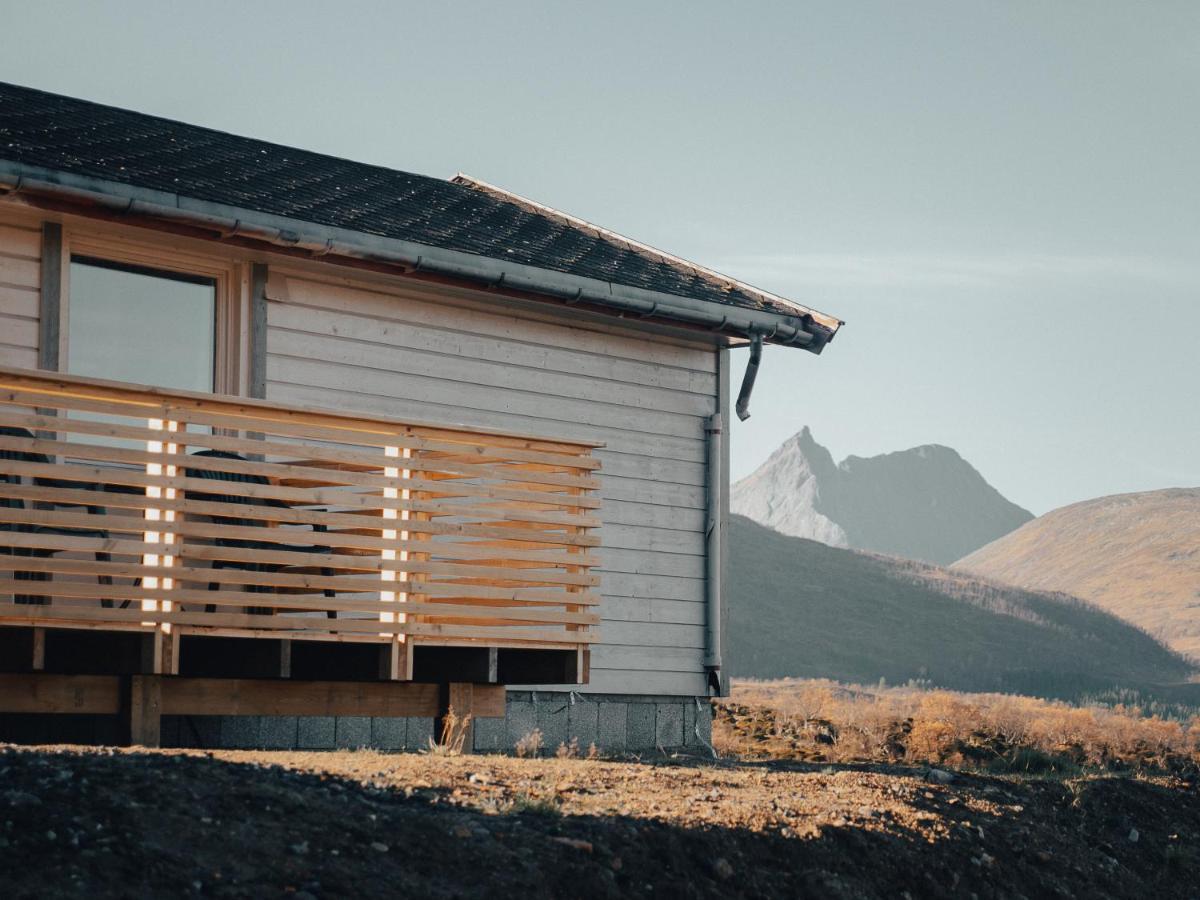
[0,425,113,606]
[184,449,335,617]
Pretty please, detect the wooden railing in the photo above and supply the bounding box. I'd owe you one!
[0,367,601,677]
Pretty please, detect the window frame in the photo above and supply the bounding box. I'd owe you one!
[61,230,244,395]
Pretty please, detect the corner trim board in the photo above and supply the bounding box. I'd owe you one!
[38,222,63,371]
[248,262,268,399]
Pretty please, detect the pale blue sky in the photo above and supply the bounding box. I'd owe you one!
[4,1,1197,513]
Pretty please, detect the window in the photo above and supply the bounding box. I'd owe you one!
[67,256,217,392]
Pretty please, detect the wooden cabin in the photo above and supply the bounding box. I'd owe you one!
[0,82,842,752]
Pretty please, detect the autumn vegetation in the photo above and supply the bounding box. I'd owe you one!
[716,679,1200,775]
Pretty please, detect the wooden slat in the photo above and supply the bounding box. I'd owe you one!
[0,573,599,612]
[0,408,601,474]
[0,467,603,529]
[0,508,599,567]
[0,431,598,492]
[0,366,604,449]
[0,457,599,523]
[0,529,599,586]
[0,602,602,641]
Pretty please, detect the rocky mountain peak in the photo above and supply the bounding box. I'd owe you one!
[732,428,1033,564]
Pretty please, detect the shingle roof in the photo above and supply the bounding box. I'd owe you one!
[0,81,840,338]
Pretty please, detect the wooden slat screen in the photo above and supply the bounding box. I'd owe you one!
[0,367,601,661]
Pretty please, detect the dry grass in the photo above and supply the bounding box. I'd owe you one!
[717,678,1200,774]
[514,728,544,759]
[422,707,472,756]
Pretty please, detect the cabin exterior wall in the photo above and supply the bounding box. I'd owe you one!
[264,267,717,699]
[0,217,41,370]
[0,207,723,752]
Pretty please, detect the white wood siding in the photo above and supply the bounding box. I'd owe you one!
[266,270,714,696]
[0,222,40,369]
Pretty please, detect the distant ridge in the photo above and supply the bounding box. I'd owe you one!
[732,428,1032,564]
[727,515,1197,702]
[956,488,1200,660]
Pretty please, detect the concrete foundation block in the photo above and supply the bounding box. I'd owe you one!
[371,717,406,751]
[655,703,684,749]
[297,716,335,750]
[405,717,434,751]
[220,716,262,749]
[147,692,713,755]
[597,702,627,753]
[335,716,371,749]
[261,716,299,750]
[567,698,599,751]
[694,702,713,748]
[181,715,222,749]
[536,695,569,752]
[505,700,536,752]
[626,703,656,751]
[473,714,506,753]
[158,715,182,748]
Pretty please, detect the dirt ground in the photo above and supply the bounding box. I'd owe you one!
[1,741,1198,899]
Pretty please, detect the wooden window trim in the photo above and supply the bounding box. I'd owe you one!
[61,229,247,395]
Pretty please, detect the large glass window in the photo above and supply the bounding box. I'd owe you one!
[67,257,216,392]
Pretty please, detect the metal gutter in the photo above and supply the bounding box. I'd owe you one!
[0,160,832,352]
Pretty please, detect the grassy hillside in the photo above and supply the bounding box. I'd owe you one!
[727,515,1197,702]
[956,488,1200,660]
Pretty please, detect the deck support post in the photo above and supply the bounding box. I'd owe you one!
[122,675,162,747]
[437,682,474,753]
[30,628,45,671]
[380,641,412,681]
[142,630,178,676]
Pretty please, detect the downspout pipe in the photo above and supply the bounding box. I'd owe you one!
[0,161,828,351]
[704,412,723,694]
[735,333,763,421]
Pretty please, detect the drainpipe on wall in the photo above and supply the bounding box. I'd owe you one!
[735,333,763,421]
[704,412,723,695]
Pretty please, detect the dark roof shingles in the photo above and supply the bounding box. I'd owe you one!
[0,81,801,318]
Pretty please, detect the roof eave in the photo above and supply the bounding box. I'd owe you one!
[0,159,836,352]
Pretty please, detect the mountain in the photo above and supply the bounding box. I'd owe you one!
[956,488,1200,660]
[726,515,1197,702]
[732,428,1033,564]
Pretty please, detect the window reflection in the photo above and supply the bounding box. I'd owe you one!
[68,257,215,392]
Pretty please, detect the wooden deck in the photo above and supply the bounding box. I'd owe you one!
[0,366,602,685]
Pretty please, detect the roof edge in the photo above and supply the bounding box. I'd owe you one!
[0,159,835,352]
[453,173,843,333]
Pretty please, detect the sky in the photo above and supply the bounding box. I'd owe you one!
[3,1,1197,514]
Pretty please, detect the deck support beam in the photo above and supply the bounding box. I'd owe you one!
[0,673,505,748]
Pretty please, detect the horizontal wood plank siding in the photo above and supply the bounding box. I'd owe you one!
[0,222,40,370]
[266,270,714,696]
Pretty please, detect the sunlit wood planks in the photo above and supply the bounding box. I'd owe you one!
[0,366,602,674]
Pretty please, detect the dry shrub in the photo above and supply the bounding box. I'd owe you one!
[717,678,1200,773]
[425,707,472,756]
[515,728,544,758]
[556,737,581,759]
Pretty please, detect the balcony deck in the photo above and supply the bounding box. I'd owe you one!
[0,366,602,689]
